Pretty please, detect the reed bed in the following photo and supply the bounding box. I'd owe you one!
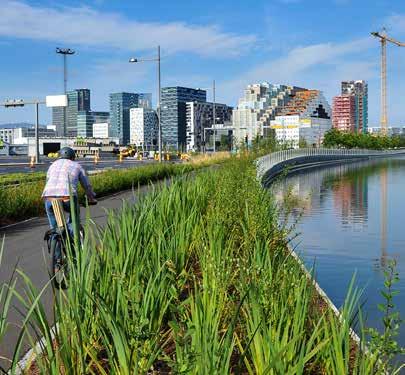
[0,154,227,226]
[1,155,399,374]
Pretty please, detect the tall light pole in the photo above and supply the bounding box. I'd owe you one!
[129,46,162,162]
[56,48,75,136]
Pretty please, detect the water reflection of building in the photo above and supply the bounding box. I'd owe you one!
[332,167,368,226]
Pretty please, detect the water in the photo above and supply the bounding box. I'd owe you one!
[274,156,405,348]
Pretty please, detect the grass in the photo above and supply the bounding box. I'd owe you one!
[0,153,229,226]
[0,154,402,374]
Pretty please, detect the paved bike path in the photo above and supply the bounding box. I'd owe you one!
[0,184,157,368]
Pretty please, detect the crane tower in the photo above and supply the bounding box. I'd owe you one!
[371,29,404,134]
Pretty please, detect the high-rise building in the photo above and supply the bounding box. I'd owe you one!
[341,80,368,133]
[185,101,233,151]
[109,93,151,145]
[52,89,91,137]
[161,87,206,149]
[52,107,65,137]
[138,93,152,109]
[129,108,158,147]
[232,83,306,146]
[77,111,110,138]
[270,90,332,148]
[332,95,356,132]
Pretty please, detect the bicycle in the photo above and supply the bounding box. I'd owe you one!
[44,199,97,289]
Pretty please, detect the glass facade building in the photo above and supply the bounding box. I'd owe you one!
[77,111,110,138]
[52,89,90,137]
[161,87,206,149]
[109,93,151,145]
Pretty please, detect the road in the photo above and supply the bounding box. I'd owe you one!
[0,156,157,175]
[0,184,159,369]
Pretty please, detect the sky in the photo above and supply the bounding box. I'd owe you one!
[0,0,404,126]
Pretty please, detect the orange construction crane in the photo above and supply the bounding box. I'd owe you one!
[371,29,405,134]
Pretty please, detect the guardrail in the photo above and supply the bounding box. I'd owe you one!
[256,148,405,181]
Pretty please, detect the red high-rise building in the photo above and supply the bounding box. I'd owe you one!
[332,95,356,132]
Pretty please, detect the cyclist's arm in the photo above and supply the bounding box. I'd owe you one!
[78,167,96,201]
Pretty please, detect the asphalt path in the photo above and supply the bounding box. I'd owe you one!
[0,156,157,175]
[0,184,160,369]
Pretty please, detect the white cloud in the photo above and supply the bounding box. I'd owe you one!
[0,1,256,57]
[220,38,374,102]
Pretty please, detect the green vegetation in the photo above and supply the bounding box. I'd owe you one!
[1,156,402,374]
[0,171,45,187]
[0,155,228,226]
[323,129,405,150]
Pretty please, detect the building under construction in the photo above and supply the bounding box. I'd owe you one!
[332,80,368,134]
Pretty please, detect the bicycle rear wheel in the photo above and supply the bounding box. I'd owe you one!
[50,235,69,290]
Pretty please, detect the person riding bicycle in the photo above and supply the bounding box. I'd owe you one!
[42,147,97,234]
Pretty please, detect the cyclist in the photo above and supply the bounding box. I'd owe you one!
[42,147,97,234]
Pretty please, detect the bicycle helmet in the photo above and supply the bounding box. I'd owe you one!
[58,147,76,160]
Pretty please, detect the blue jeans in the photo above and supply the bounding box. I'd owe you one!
[45,198,80,236]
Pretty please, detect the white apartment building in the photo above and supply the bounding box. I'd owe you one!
[129,108,158,147]
[270,90,332,148]
[232,82,306,146]
[93,123,110,138]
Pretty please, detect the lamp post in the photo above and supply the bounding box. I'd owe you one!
[2,99,45,163]
[129,46,162,162]
[56,48,75,137]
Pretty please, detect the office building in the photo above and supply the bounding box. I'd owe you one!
[1,126,56,145]
[52,89,91,137]
[270,90,332,148]
[129,108,158,147]
[77,111,110,138]
[93,123,110,138]
[161,87,206,149]
[332,95,356,132]
[185,101,233,151]
[109,92,151,145]
[341,80,368,133]
[232,83,307,146]
[138,93,152,109]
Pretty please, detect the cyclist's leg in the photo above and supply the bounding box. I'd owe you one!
[45,200,57,230]
[63,197,80,237]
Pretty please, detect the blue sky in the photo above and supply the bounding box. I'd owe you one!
[0,0,404,126]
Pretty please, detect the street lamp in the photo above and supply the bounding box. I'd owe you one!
[2,99,45,163]
[56,48,75,137]
[129,46,162,162]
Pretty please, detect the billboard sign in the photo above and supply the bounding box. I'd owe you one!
[46,95,67,107]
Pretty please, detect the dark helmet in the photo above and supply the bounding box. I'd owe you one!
[59,147,76,160]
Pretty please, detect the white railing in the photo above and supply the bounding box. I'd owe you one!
[256,148,405,180]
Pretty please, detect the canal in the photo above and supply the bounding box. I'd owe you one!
[274,156,405,347]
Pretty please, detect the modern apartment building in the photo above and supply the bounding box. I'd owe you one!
[52,89,91,137]
[270,90,332,148]
[232,83,306,146]
[129,108,158,147]
[332,95,356,132]
[161,87,206,149]
[77,111,110,138]
[109,92,151,145]
[341,80,368,133]
[185,101,233,151]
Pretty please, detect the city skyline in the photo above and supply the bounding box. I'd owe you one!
[0,0,404,126]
